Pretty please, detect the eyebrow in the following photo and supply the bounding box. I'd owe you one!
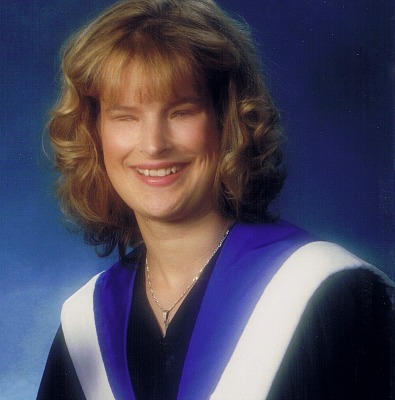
[167,95,204,108]
[103,96,204,113]
[104,105,138,113]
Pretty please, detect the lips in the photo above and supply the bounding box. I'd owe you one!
[136,165,183,177]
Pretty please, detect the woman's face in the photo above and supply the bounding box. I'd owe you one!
[99,62,221,225]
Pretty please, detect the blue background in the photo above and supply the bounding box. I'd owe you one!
[1,1,394,398]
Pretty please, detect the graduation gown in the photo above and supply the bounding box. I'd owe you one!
[38,221,394,399]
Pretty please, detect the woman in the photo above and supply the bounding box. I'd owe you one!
[38,0,394,399]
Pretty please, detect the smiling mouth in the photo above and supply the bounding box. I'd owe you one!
[136,165,182,177]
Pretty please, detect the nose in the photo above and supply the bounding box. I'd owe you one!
[140,115,170,157]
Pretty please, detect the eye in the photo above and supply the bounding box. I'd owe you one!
[172,110,194,119]
[111,114,138,122]
[117,116,134,121]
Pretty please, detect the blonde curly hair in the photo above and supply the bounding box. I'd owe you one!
[49,0,285,260]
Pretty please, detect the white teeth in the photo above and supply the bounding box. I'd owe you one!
[137,166,181,177]
[156,169,167,177]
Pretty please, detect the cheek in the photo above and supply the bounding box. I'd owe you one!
[99,120,114,162]
[101,125,134,165]
[101,135,118,159]
[184,119,220,156]
[101,137,118,170]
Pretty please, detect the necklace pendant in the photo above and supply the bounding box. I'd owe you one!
[146,227,231,337]
[162,310,170,334]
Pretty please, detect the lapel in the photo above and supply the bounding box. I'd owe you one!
[94,260,137,400]
[93,221,311,400]
[177,221,312,399]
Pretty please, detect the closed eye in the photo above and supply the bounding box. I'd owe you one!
[108,113,138,122]
[172,110,195,118]
[117,116,137,121]
[171,104,203,119]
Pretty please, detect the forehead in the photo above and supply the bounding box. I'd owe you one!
[100,55,204,105]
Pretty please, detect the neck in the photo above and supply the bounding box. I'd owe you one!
[136,211,232,284]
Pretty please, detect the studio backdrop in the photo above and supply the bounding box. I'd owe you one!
[0,1,393,398]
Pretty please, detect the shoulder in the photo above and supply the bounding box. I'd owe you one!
[281,240,393,301]
[267,257,394,400]
[227,221,393,290]
[58,255,140,400]
[61,251,140,322]
[261,237,394,399]
[280,240,389,283]
[231,219,312,244]
[233,221,392,286]
[267,239,393,319]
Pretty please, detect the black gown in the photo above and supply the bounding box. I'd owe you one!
[38,267,394,399]
[37,222,394,399]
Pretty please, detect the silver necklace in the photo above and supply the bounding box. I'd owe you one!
[146,227,230,335]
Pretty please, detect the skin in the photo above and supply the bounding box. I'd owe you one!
[100,61,230,334]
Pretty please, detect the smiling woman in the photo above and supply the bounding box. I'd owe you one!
[100,63,221,225]
[37,0,394,399]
